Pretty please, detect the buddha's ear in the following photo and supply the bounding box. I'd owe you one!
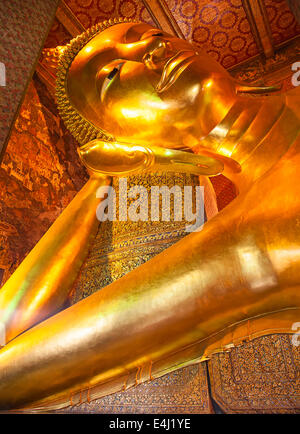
[235,81,282,95]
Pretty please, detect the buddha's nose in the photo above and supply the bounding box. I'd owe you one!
[143,40,174,71]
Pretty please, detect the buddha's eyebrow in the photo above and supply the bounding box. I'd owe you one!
[124,26,148,43]
[124,24,164,43]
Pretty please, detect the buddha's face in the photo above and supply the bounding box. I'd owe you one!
[68,22,236,149]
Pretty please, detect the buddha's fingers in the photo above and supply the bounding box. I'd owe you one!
[0,175,110,344]
[0,165,299,410]
[167,152,224,176]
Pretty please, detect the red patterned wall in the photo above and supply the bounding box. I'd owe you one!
[66,0,154,28]
[166,0,259,68]
[265,0,300,46]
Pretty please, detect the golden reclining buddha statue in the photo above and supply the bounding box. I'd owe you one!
[0,18,299,411]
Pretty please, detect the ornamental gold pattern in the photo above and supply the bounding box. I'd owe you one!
[70,172,201,303]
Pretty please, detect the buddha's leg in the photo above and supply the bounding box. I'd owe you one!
[0,174,110,344]
[0,150,299,411]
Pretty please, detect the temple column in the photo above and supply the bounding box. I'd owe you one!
[0,0,60,160]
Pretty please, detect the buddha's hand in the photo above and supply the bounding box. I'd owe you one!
[78,139,224,176]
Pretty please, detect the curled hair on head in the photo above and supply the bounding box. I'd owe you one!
[56,17,140,146]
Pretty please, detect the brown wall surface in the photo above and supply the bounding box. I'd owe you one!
[0,73,87,285]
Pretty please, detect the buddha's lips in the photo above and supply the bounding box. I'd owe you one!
[156,51,197,93]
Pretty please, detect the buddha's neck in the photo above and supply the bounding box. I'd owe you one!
[201,92,299,192]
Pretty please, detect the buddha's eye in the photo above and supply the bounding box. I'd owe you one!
[107,67,119,80]
[140,31,165,41]
[101,62,124,101]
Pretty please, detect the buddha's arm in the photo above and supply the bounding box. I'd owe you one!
[0,174,110,344]
[0,148,299,410]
